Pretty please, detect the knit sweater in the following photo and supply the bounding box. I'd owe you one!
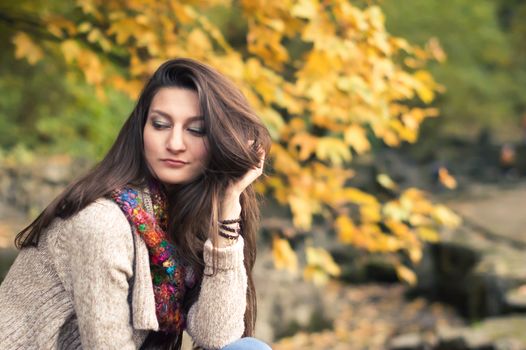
[0,198,248,350]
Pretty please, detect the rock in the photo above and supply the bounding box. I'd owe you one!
[504,285,526,312]
[435,316,526,350]
[414,220,526,319]
[0,248,18,282]
[253,247,332,343]
[41,156,73,184]
[475,316,526,345]
[462,330,493,349]
[388,333,427,350]
[436,326,468,350]
[494,338,524,350]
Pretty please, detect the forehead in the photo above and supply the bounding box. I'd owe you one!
[149,87,201,119]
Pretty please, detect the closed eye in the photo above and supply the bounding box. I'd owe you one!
[151,120,171,130]
[188,127,206,136]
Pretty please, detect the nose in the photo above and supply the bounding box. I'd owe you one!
[166,126,186,152]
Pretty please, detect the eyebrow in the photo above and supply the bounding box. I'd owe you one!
[150,109,204,122]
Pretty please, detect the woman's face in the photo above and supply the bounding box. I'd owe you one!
[143,87,209,185]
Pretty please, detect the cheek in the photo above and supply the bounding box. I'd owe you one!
[143,128,158,162]
[195,140,210,164]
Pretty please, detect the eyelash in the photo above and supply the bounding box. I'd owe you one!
[188,128,206,136]
[151,121,170,130]
[151,120,206,136]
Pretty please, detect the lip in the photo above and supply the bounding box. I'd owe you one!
[161,159,188,167]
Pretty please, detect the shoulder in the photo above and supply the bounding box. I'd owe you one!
[65,198,133,254]
[73,198,128,226]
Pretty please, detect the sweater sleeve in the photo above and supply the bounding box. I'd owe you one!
[65,199,137,350]
[186,237,248,350]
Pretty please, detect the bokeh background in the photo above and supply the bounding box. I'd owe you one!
[1,1,526,349]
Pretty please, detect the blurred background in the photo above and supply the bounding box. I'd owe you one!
[1,0,526,349]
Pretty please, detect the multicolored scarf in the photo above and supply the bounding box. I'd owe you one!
[111,183,196,333]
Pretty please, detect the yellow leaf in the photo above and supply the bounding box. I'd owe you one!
[382,129,400,147]
[270,145,301,174]
[288,194,318,230]
[408,244,423,264]
[289,133,318,161]
[365,6,385,30]
[438,167,457,189]
[343,188,378,205]
[244,58,282,103]
[272,236,298,273]
[78,22,92,33]
[87,28,112,52]
[45,15,78,37]
[426,37,447,63]
[433,205,462,228]
[139,35,160,57]
[60,40,81,63]
[108,18,138,44]
[291,0,318,19]
[264,176,288,204]
[409,213,432,226]
[417,226,440,243]
[344,125,371,154]
[335,215,356,244]
[377,173,399,191]
[187,28,212,54]
[300,50,333,80]
[390,119,419,143]
[171,3,196,24]
[135,14,149,25]
[77,0,101,16]
[305,81,327,103]
[260,17,285,32]
[385,219,411,238]
[373,234,401,252]
[111,76,143,99]
[360,204,382,223]
[303,266,329,286]
[395,263,417,286]
[261,108,285,140]
[401,188,435,215]
[315,137,351,165]
[12,32,43,65]
[383,201,410,221]
[305,246,341,277]
[288,118,307,133]
[414,70,436,104]
[77,50,104,85]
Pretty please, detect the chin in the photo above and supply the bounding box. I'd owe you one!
[158,175,201,186]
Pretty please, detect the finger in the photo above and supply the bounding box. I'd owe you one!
[257,150,265,169]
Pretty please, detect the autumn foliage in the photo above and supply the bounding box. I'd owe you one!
[6,0,460,284]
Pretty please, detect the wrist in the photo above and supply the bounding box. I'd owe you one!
[224,187,241,201]
[220,196,241,221]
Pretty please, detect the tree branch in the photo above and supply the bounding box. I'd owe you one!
[0,7,130,66]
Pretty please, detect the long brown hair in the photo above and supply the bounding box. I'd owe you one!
[15,58,271,348]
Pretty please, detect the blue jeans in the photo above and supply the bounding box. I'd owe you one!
[221,337,272,350]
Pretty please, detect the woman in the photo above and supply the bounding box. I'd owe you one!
[0,58,272,350]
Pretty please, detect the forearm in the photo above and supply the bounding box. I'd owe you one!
[186,238,247,349]
[217,193,242,248]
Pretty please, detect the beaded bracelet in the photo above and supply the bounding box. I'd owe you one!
[219,224,240,233]
[218,229,239,241]
[219,217,242,225]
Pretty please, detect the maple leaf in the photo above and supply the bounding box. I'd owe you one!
[272,235,298,273]
[12,32,43,65]
[395,263,417,286]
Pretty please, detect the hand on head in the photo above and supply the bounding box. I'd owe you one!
[226,140,266,197]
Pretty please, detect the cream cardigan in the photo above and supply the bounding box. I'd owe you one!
[0,198,248,349]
